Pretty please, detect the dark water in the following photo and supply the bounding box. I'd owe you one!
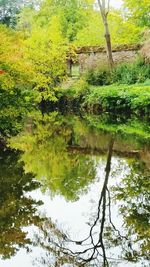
[0,112,150,267]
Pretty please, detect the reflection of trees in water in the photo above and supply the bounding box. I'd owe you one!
[8,112,150,266]
[70,137,115,266]
[33,138,150,267]
[10,112,97,201]
[0,147,43,259]
[32,138,114,266]
[112,160,150,262]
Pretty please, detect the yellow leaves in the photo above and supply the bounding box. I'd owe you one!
[0,25,34,90]
[0,74,15,90]
[0,17,67,102]
[47,16,65,44]
[74,9,141,46]
[22,20,67,101]
[67,44,78,63]
[124,0,150,27]
[75,14,100,46]
[109,12,141,45]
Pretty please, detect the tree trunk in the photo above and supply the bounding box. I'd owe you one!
[103,17,114,69]
[97,0,114,69]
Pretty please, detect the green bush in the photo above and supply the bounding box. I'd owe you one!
[84,58,150,86]
[83,85,150,116]
[62,83,150,117]
[112,58,150,85]
[85,67,112,86]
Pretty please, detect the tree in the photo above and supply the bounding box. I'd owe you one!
[124,0,150,28]
[97,0,114,68]
[36,0,94,42]
[0,0,40,27]
[0,24,35,136]
[0,0,21,26]
[75,9,141,46]
[0,19,67,119]
[23,17,67,102]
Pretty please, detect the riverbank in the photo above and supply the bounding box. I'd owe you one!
[59,82,150,117]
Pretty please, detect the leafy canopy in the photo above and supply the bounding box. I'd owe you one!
[124,0,150,27]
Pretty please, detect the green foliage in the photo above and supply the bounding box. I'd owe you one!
[84,85,150,116]
[24,17,67,102]
[112,58,150,85]
[63,84,150,116]
[124,0,150,28]
[17,0,141,47]
[75,9,141,46]
[0,25,35,136]
[84,58,150,86]
[33,0,94,42]
[0,0,39,27]
[85,67,111,86]
[0,88,34,137]
[0,21,67,136]
[0,17,67,101]
[0,24,33,91]
[108,11,141,45]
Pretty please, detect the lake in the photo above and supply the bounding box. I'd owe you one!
[0,112,150,267]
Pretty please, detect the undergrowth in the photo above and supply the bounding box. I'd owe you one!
[60,82,150,117]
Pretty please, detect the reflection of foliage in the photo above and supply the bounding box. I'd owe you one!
[82,114,150,146]
[8,112,150,265]
[0,147,43,259]
[32,140,149,267]
[112,160,150,261]
[33,218,83,267]
[29,138,115,267]
[10,112,96,201]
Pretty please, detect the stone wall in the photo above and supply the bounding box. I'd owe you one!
[75,44,141,72]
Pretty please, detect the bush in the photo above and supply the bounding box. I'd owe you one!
[84,58,150,86]
[62,83,150,117]
[112,58,150,85]
[85,67,112,86]
[82,85,150,116]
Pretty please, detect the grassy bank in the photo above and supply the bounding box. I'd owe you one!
[59,82,150,117]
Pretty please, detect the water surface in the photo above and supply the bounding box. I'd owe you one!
[0,112,150,267]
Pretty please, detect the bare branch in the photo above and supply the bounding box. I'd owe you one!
[108,0,110,12]
[107,187,128,240]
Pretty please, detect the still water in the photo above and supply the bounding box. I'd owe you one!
[0,112,150,267]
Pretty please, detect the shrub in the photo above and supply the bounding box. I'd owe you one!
[84,58,150,86]
[85,66,112,86]
[112,58,150,85]
[82,85,150,116]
